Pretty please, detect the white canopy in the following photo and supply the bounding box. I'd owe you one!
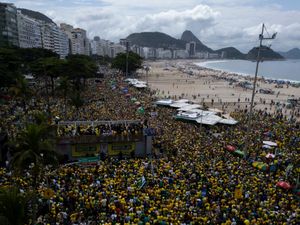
[134,83,147,88]
[176,111,201,119]
[188,109,217,116]
[208,108,223,113]
[196,114,222,125]
[177,104,202,111]
[219,118,238,125]
[174,99,190,103]
[263,141,278,147]
[262,144,273,149]
[155,99,173,106]
[170,102,190,108]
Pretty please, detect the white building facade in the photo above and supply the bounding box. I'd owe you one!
[17,10,42,48]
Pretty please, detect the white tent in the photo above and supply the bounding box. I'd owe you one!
[208,108,223,113]
[170,102,190,108]
[134,83,147,88]
[263,141,278,147]
[177,104,202,111]
[219,118,238,125]
[175,111,201,121]
[174,99,190,103]
[196,114,222,125]
[188,109,217,116]
[155,99,173,106]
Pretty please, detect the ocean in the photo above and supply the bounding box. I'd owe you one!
[195,59,300,82]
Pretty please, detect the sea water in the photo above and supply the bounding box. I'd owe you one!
[195,59,300,82]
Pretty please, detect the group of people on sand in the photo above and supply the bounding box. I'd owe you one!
[0,72,299,224]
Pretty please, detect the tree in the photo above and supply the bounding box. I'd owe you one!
[9,112,58,224]
[66,54,97,91]
[111,51,143,75]
[11,122,58,177]
[56,76,72,113]
[91,54,112,65]
[9,77,32,113]
[19,48,59,75]
[0,187,30,225]
[70,90,84,114]
[30,57,66,95]
[0,47,21,90]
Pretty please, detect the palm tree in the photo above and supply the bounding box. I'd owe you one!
[0,187,30,225]
[10,121,58,224]
[11,123,58,176]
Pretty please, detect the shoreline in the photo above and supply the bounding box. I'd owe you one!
[141,59,300,121]
[193,59,300,84]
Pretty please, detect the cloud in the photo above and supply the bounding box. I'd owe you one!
[5,0,300,51]
[66,4,219,41]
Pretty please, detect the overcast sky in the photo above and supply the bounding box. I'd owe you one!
[6,0,300,52]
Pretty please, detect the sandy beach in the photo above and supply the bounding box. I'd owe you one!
[139,60,300,120]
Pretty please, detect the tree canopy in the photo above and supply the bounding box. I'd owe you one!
[111,52,143,75]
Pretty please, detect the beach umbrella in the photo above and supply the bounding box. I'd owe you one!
[276,181,292,190]
[266,153,275,159]
[257,163,268,171]
[226,145,236,152]
[137,106,145,115]
[131,97,137,102]
[134,101,141,105]
[263,141,277,147]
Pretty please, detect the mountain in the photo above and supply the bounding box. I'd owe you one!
[180,30,213,52]
[127,32,186,49]
[18,8,55,24]
[126,30,213,52]
[215,47,245,59]
[246,46,284,60]
[279,48,300,59]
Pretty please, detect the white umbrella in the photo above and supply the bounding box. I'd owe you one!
[266,153,275,159]
[263,141,277,147]
[262,145,272,149]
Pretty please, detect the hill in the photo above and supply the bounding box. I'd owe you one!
[246,46,284,60]
[279,48,300,59]
[127,32,186,49]
[180,30,213,52]
[126,31,213,52]
[215,47,245,59]
[18,8,55,24]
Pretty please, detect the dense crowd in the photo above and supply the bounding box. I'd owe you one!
[0,73,299,224]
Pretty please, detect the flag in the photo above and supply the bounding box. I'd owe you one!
[234,186,243,199]
[136,176,146,189]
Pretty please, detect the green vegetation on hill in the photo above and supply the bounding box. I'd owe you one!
[127,32,186,49]
[279,48,300,59]
[246,46,284,60]
[181,30,213,52]
[18,8,55,24]
[215,47,246,59]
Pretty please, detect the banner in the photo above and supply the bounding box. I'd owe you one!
[136,176,146,189]
[108,143,135,156]
[72,144,99,157]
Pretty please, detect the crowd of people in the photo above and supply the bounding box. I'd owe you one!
[0,72,299,224]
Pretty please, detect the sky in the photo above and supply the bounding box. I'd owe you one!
[5,0,300,52]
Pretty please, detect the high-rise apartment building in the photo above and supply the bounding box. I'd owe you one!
[60,23,89,56]
[0,3,19,47]
[186,41,196,57]
[17,10,42,48]
[72,28,89,55]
